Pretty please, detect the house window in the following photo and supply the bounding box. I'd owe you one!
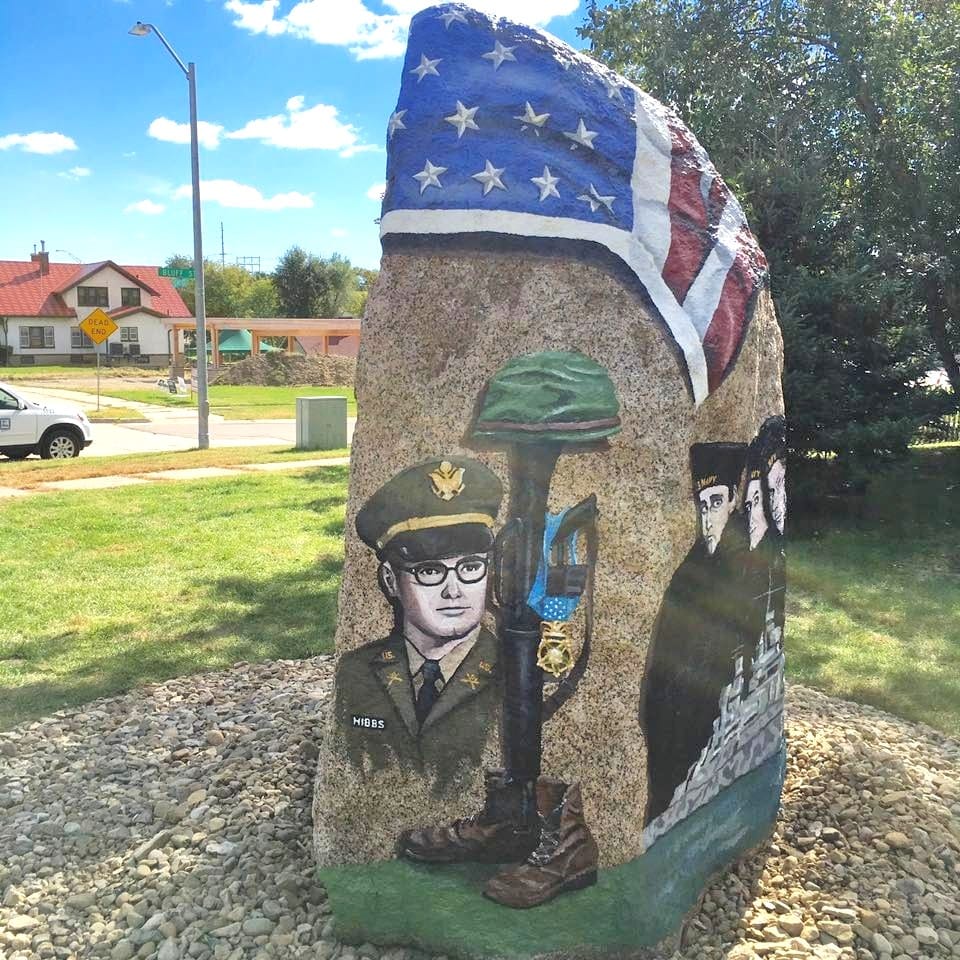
[19,326,55,349]
[71,327,94,349]
[77,286,109,307]
[119,326,139,343]
[121,287,142,308]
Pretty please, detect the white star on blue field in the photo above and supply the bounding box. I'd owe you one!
[0,1,594,271]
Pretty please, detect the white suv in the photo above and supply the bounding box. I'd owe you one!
[0,381,93,460]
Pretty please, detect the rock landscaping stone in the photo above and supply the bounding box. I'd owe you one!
[0,663,956,959]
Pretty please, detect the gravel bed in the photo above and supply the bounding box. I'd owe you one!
[0,662,958,960]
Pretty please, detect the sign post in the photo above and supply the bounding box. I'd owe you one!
[79,308,119,412]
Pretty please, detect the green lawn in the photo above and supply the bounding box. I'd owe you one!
[787,445,960,737]
[72,384,357,419]
[0,469,347,729]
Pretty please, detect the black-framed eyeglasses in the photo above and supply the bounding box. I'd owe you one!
[401,555,489,587]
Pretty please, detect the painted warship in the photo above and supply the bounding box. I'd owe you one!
[643,599,785,847]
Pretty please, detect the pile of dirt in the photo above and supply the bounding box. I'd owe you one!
[210,353,356,387]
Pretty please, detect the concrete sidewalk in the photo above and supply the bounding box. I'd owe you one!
[0,455,350,500]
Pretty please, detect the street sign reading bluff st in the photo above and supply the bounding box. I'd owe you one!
[159,266,195,279]
[79,308,119,345]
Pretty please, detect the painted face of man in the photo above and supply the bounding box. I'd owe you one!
[766,458,786,534]
[383,553,489,647]
[697,483,735,555]
[744,478,768,549]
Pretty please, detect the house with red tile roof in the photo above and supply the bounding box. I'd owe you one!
[0,248,193,367]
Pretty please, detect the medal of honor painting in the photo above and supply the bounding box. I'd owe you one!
[313,4,787,956]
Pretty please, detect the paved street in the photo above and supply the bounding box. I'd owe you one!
[8,384,354,457]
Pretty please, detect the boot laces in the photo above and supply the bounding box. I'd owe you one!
[527,811,561,865]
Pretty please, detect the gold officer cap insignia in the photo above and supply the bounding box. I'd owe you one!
[429,460,466,501]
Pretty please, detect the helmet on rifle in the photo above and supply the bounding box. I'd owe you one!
[471,351,621,445]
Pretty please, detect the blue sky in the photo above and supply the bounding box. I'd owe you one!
[0,0,595,272]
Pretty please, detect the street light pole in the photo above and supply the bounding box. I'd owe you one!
[129,21,209,449]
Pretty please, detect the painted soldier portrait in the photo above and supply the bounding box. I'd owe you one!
[642,442,749,825]
[742,417,787,648]
[334,457,503,786]
[762,417,787,536]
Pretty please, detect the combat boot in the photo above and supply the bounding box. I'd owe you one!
[397,769,540,864]
[482,778,599,908]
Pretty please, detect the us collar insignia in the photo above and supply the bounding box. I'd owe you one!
[478,660,493,674]
[429,460,465,501]
[460,673,481,689]
[380,649,397,662]
[386,670,404,686]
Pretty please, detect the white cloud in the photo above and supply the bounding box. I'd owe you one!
[125,199,166,215]
[224,0,578,59]
[226,97,377,156]
[0,131,78,154]
[226,0,288,35]
[148,116,225,150]
[59,166,92,180]
[173,178,314,210]
[366,182,386,201]
[330,228,348,238]
[122,151,137,158]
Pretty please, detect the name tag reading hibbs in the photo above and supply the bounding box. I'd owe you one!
[352,715,386,730]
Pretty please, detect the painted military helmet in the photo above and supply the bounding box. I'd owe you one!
[472,350,622,445]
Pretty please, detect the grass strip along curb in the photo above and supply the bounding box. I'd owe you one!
[0,446,350,489]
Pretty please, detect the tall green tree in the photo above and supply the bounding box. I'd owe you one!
[163,256,278,318]
[273,247,362,317]
[580,0,956,480]
[272,246,316,318]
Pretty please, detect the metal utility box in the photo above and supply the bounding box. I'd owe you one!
[296,396,348,450]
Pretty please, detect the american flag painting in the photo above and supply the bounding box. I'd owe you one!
[379,3,769,405]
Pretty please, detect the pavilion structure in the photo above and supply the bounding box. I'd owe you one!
[162,317,361,368]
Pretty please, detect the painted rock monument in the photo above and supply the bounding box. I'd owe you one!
[313,4,786,956]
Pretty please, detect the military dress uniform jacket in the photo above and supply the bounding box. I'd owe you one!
[641,522,749,824]
[334,626,501,788]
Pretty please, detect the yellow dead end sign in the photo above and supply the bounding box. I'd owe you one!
[80,308,120,412]
[79,307,118,345]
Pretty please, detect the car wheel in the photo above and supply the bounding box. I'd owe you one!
[40,429,80,460]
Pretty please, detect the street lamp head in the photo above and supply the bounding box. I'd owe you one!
[128,21,153,37]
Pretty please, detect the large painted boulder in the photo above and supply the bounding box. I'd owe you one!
[313,4,786,956]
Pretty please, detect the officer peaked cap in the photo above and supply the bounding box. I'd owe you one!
[356,457,503,558]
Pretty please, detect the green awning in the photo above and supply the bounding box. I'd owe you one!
[186,329,282,356]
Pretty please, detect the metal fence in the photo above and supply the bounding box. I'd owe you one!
[916,411,960,443]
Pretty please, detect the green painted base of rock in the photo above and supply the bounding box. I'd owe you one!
[318,746,786,959]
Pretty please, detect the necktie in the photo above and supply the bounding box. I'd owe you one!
[416,659,443,725]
